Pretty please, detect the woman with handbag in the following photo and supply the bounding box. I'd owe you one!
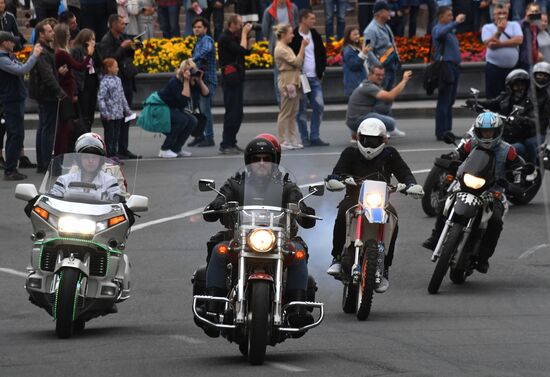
[273,23,308,150]
[53,23,94,155]
[155,59,207,158]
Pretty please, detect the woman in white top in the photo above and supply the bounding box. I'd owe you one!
[126,0,156,40]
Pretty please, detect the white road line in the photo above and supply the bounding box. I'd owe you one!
[0,268,27,278]
[266,362,308,372]
[169,335,205,344]
[518,244,549,259]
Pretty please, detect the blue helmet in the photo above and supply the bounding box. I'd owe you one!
[473,112,503,149]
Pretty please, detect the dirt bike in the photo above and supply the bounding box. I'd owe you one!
[192,163,324,365]
[15,153,148,338]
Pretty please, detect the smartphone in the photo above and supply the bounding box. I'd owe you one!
[529,13,542,21]
[133,30,147,40]
[365,39,371,45]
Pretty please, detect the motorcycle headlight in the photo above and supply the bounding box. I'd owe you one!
[463,173,486,189]
[247,229,276,253]
[365,193,383,208]
[58,216,97,236]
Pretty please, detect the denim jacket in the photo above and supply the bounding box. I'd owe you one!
[363,20,399,67]
[342,45,368,96]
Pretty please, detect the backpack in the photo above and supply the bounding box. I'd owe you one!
[137,92,171,133]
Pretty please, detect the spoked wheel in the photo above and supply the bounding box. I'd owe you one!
[428,225,462,294]
[55,268,82,339]
[355,245,378,321]
[422,167,446,217]
[342,282,357,314]
[247,281,271,365]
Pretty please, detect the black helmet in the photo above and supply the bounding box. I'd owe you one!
[244,137,278,165]
[505,69,530,101]
[505,69,530,87]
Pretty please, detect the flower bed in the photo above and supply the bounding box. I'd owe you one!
[14,33,486,73]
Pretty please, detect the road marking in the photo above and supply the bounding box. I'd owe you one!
[169,335,205,344]
[266,362,307,372]
[518,244,549,259]
[0,268,27,278]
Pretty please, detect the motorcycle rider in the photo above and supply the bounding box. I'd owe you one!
[529,62,550,162]
[422,112,525,273]
[50,133,123,202]
[199,136,317,337]
[466,69,541,164]
[325,118,424,292]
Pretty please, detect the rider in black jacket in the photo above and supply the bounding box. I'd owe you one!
[325,118,423,292]
[423,112,525,273]
[199,137,316,337]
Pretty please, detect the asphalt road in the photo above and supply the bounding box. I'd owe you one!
[1,118,550,377]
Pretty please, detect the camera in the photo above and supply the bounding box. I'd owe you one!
[241,14,262,32]
[190,68,203,77]
[528,13,542,21]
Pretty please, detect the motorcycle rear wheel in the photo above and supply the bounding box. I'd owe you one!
[247,281,271,365]
[508,171,543,205]
[55,268,81,339]
[428,225,462,294]
[422,167,446,217]
[356,245,378,321]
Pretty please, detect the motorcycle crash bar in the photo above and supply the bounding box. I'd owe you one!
[279,301,324,333]
[192,295,236,329]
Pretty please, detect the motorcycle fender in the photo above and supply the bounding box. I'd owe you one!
[248,273,274,282]
[453,192,483,219]
[53,255,90,276]
[442,193,456,217]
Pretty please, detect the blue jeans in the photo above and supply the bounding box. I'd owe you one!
[221,81,244,148]
[102,119,122,157]
[513,134,545,164]
[297,76,324,142]
[184,9,197,37]
[157,5,181,38]
[206,241,308,291]
[511,0,525,20]
[485,62,512,100]
[3,100,25,173]
[382,60,399,90]
[348,113,395,133]
[162,108,197,152]
[36,101,58,170]
[325,0,347,40]
[199,82,216,141]
[435,64,460,139]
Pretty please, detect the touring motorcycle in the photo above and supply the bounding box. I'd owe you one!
[192,164,324,365]
[15,153,148,338]
[335,175,409,320]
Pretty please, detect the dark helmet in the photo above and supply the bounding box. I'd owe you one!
[75,132,106,156]
[244,137,278,165]
[505,69,530,87]
[255,133,281,163]
[505,69,530,101]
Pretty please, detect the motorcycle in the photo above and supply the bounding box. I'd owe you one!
[15,153,149,338]
[427,147,534,294]
[192,163,325,365]
[335,175,408,320]
[422,96,544,217]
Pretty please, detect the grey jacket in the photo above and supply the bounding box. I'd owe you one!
[261,4,299,54]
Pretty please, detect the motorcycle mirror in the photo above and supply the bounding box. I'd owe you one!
[442,131,458,145]
[470,88,480,96]
[127,195,149,212]
[309,184,325,196]
[15,183,38,201]
[198,179,215,192]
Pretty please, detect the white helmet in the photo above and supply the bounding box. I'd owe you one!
[75,132,106,156]
[357,118,387,160]
[532,62,550,89]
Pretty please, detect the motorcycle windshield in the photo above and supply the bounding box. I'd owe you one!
[39,153,127,204]
[239,163,294,227]
[457,147,496,186]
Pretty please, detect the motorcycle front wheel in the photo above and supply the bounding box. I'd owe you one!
[422,166,446,217]
[356,244,378,321]
[342,282,357,314]
[247,280,271,365]
[55,268,82,339]
[428,225,462,294]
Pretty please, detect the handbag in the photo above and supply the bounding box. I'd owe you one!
[423,36,448,96]
[221,64,241,86]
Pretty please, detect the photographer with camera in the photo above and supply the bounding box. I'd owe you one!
[99,14,142,160]
[217,14,252,154]
[518,2,544,71]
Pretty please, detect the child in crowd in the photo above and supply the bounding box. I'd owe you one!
[97,58,131,162]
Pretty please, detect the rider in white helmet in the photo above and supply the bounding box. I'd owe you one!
[50,133,123,201]
[324,118,424,291]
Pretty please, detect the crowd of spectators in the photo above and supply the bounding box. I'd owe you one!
[0,0,550,180]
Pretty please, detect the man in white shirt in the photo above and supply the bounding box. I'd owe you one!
[289,9,330,147]
[482,4,523,98]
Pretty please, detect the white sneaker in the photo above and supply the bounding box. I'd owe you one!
[326,260,342,276]
[292,142,304,149]
[375,277,389,293]
[350,139,357,144]
[177,150,193,157]
[388,129,406,137]
[158,149,178,158]
[281,142,296,150]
